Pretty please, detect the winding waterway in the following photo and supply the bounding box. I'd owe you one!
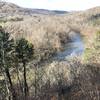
[55,32,84,60]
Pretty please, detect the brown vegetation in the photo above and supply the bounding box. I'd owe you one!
[0,1,100,100]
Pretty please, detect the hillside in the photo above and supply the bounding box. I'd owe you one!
[0,1,100,52]
[0,1,100,60]
[0,1,67,16]
[0,1,100,100]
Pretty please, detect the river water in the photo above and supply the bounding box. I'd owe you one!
[55,33,84,60]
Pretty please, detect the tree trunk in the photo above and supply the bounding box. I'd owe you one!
[2,71,11,100]
[23,62,29,100]
[16,63,24,97]
[58,92,62,100]
[5,68,17,100]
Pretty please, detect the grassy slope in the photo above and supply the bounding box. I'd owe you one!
[0,2,100,100]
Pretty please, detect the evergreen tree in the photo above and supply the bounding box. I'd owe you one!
[15,38,34,99]
[0,26,17,100]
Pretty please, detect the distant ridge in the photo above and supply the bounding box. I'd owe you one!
[0,1,68,15]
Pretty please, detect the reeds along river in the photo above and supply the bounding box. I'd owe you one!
[55,32,84,60]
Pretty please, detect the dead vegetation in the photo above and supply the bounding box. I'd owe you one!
[0,1,100,100]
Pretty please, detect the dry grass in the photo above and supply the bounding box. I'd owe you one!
[0,2,100,99]
[4,15,70,50]
[2,7,100,51]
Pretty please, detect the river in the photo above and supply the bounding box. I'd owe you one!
[55,32,84,60]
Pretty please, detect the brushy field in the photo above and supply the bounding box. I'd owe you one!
[0,2,100,100]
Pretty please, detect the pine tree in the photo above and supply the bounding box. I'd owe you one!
[15,38,34,99]
[0,26,17,100]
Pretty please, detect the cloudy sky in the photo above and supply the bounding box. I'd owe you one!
[5,0,100,11]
